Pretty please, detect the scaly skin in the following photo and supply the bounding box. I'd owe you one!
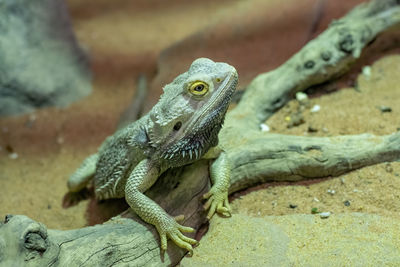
[67,58,238,255]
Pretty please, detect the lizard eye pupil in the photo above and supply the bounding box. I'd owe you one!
[194,85,204,92]
[189,81,209,96]
[173,121,182,131]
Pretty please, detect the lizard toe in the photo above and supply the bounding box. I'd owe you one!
[157,216,196,255]
[160,233,168,251]
[204,189,230,219]
[168,232,195,256]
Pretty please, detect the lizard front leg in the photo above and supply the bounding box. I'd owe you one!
[203,148,232,219]
[125,159,198,255]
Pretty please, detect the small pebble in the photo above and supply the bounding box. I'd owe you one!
[343,200,351,206]
[29,114,37,121]
[327,189,336,195]
[57,136,65,144]
[25,114,37,128]
[9,153,18,159]
[362,66,371,77]
[322,127,329,133]
[308,126,318,133]
[289,204,297,209]
[296,92,309,104]
[313,197,320,202]
[378,106,392,113]
[340,178,346,184]
[310,105,321,113]
[287,113,305,128]
[320,212,331,219]
[260,123,270,132]
[311,207,319,214]
[5,145,13,153]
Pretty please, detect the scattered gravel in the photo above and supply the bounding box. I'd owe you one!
[320,212,331,219]
[310,105,321,112]
[296,92,309,104]
[260,123,270,132]
[308,126,318,133]
[378,105,392,113]
[362,65,371,77]
[327,189,336,195]
[8,153,18,159]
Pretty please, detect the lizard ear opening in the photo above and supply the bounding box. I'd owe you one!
[173,121,182,131]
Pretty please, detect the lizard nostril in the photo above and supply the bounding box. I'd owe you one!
[173,121,182,131]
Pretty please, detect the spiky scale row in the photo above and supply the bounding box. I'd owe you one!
[161,136,207,163]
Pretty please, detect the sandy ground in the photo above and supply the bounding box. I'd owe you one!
[0,0,246,230]
[0,0,399,234]
[231,55,400,220]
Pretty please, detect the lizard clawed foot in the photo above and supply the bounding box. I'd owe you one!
[203,188,231,219]
[62,188,91,208]
[157,215,198,256]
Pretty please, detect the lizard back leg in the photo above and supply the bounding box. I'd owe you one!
[67,153,98,192]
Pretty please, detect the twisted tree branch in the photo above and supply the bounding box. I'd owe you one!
[225,0,400,129]
[228,132,400,192]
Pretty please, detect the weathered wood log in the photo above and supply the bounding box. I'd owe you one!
[0,162,210,266]
[1,0,400,266]
[228,132,400,192]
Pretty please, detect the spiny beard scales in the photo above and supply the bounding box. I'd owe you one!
[161,112,224,167]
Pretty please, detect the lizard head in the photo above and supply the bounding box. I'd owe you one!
[147,58,238,166]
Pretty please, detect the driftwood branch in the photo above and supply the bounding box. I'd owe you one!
[2,0,400,266]
[225,0,400,128]
[228,132,400,192]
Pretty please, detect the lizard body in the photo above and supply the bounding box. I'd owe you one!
[67,58,238,254]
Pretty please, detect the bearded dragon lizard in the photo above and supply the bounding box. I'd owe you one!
[67,58,238,255]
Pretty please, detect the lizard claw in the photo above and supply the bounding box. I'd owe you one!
[157,215,198,256]
[203,188,231,219]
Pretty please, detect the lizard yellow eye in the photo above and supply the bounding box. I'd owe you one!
[189,81,209,96]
